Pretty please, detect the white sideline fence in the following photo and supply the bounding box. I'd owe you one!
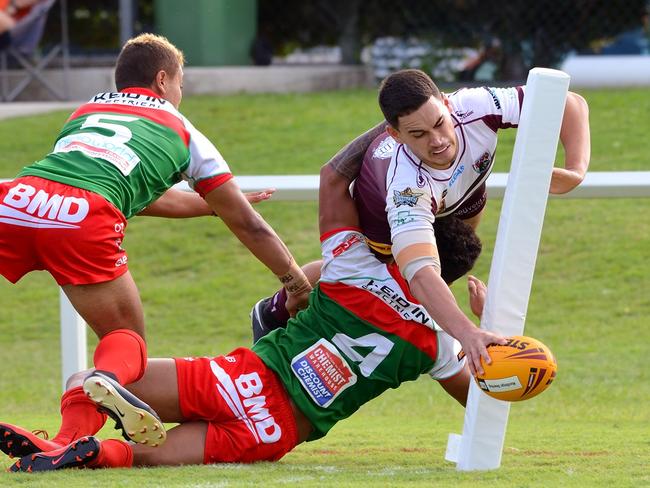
[1,171,649,386]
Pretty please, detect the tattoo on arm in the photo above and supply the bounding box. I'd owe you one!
[327,120,388,181]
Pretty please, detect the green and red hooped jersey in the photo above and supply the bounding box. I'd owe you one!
[17,88,232,219]
[253,229,466,441]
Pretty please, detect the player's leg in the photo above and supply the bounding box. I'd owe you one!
[9,422,208,472]
[49,272,158,447]
[251,260,322,342]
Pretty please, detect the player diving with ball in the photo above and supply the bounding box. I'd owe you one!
[1,161,505,471]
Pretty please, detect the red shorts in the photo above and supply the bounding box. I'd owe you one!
[174,348,299,464]
[0,176,128,285]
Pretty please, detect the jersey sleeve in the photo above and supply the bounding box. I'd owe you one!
[451,86,525,131]
[385,177,437,242]
[180,116,233,195]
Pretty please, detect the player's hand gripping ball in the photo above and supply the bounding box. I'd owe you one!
[474,335,557,401]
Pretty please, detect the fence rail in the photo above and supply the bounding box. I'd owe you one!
[1,171,649,392]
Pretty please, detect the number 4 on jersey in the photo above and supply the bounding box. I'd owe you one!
[332,333,393,377]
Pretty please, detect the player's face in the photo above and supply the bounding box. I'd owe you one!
[165,65,184,109]
[389,96,458,170]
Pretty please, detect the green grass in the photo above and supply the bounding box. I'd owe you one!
[0,88,649,486]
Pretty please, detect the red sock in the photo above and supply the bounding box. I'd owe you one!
[93,329,147,384]
[51,386,107,446]
[89,439,134,468]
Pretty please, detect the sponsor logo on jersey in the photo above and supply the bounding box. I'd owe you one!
[472,151,492,174]
[291,339,357,408]
[210,360,282,444]
[372,136,396,159]
[449,164,465,186]
[484,87,501,109]
[394,210,415,227]
[361,279,433,327]
[1,183,89,229]
[332,233,363,257]
[91,92,168,109]
[455,110,474,120]
[393,187,423,207]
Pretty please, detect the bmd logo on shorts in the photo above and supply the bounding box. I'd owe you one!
[1,183,89,229]
[291,339,357,408]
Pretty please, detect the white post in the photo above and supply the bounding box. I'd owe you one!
[445,68,570,470]
[59,289,87,391]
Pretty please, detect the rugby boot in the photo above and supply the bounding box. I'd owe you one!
[82,371,166,447]
[8,436,99,472]
[0,423,60,458]
[251,295,290,343]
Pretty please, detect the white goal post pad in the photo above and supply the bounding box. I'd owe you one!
[446,68,571,471]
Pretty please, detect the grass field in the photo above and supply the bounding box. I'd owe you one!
[0,87,648,487]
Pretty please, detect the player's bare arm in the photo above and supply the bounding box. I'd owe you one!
[137,187,275,218]
[327,121,388,181]
[552,91,590,194]
[204,179,311,314]
[407,265,505,376]
[319,164,359,234]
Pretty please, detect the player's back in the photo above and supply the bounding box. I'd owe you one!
[253,229,463,441]
[18,89,193,219]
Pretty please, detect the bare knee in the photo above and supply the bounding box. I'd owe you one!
[65,369,94,390]
[302,260,322,286]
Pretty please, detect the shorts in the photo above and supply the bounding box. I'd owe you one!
[0,176,128,286]
[174,348,299,464]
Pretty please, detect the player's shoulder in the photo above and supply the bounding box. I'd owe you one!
[366,133,396,162]
[447,86,522,117]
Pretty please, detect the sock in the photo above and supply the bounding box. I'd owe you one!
[262,288,290,329]
[93,328,147,385]
[51,386,107,446]
[89,439,134,468]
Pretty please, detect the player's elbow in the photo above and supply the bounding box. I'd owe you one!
[567,91,589,119]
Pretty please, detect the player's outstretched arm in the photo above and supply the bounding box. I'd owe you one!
[552,91,590,194]
[138,188,275,218]
[204,179,311,315]
[408,265,505,376]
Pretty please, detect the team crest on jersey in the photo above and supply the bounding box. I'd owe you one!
[291,339,357,408]
[372,136,396,159]
[472,152,492,174]
[393,188,423,207]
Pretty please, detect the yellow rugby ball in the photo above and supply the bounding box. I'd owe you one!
[474,335,557,402]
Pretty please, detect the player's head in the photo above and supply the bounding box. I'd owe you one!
[434,216,482,284]
[115,33,185,108]
[379,69,457,170]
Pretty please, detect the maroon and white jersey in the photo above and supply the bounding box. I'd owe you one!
[354,86,524,251]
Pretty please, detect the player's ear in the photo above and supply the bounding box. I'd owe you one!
[442,95,452,112]
[386,124,402,143]
[151,70,167,97]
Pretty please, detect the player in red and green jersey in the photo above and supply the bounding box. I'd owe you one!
[0,34,311,451]
[2,161,502,472]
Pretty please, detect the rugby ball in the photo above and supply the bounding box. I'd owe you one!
[474,335,557,402]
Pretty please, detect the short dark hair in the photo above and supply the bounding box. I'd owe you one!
[434,216,482,284]
[115,33,185,91]
[378,69,441,128]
